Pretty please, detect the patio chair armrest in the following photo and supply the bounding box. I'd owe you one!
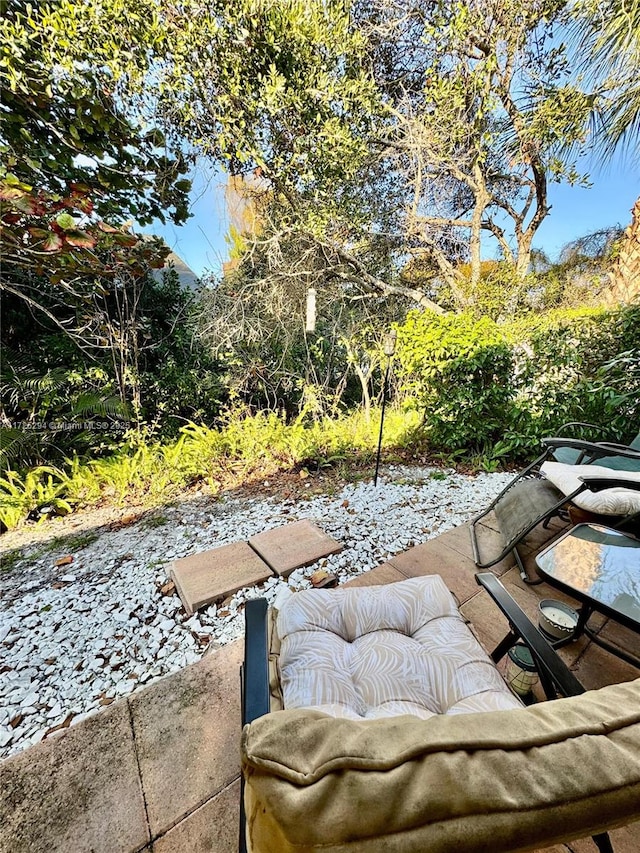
[475,572,585,698]
[596,441,640,458]
[556,421,609,438]
[542,437,640,461]
[242,598,270,726]
[579,476,640,492]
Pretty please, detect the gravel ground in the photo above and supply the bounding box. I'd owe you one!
[0,464,512,759]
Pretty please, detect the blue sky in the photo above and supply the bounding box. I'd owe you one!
[144,155,639,278]
[142,161,231,279]
[535,158,639,260]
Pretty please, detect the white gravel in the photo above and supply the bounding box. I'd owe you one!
[0,465,511,758]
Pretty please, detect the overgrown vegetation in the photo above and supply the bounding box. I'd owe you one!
[1,0,639,531]
[395,303,640,459]
[0,408,424,530]
[2,302,637,530]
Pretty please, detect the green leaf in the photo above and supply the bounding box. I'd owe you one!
[97,220,119,233]
[12,194,40,214]
[55,212,76,230]
[74,197,94,214]
[112,232,138,247]
[27,226,49,239]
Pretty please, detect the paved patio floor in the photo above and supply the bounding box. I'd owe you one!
[1,516,639,853]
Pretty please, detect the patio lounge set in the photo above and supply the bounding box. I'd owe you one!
[240,425,640,853]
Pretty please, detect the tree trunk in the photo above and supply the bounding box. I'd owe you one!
[604,197,640,306]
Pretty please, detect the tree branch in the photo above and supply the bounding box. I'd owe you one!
[481,218,515,263]
[0,280,101,356]
[328,242,446,313]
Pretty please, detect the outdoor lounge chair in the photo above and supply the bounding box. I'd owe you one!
[470,436,640,582]
[549,423,640,472]
[239,574,640,853]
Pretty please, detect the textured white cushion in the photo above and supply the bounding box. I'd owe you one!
[541,461,640,515]
[276,576,522,720]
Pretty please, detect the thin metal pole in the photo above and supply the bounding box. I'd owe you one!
[374,356,392,487]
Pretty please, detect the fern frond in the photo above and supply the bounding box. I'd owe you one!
[73,393,130,419]
[0,428,41,470]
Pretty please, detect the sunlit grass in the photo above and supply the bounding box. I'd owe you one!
[0,407,425,530]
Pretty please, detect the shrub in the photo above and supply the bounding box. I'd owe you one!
[394,304,639,462]
[0,467,72,531]
[396,312,514,453]
[494,305,640,459]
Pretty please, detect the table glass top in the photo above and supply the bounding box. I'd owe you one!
[536,524,640,626]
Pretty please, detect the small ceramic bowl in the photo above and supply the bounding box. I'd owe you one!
[538,599,579,639]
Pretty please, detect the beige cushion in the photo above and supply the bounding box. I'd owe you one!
[242,678,640,853]
[541,461,640,515]
[276,576,522,719]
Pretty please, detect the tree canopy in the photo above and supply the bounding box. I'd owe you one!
[8,0,610,315]
[119,0,598,311]
[0,0,192,341]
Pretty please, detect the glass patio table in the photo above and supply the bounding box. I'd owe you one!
[535,523,640,668]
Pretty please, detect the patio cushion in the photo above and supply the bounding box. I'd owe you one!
[242,677,640,853]
[541,461,640,515]
[276,576,522,719]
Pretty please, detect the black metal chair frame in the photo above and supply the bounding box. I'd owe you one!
[239,599,269,853]
[474,573,617,851]
[470,437,640,583]
[239,578,618,853]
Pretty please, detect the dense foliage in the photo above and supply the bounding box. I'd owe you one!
[397,313,514,452]
[1,268,223,469]
[395,303,640,458]
[0,1,191,321]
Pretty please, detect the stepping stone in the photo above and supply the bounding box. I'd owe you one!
[170,542,273,615]
[249,520,342,577]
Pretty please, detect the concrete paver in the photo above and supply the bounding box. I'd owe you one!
[0,701,148,853]
[129,640,243,840]
[570,638,639,691]
[389,538,482,605]
[249,519,342,577]
[473,509,501,533]
[460,588,512,654]
[343,562,406,587]
[593,618,640,662]
[152,779,240,853]
[441,521,516,576]
[519,516,568,555]
[500,563,587,617]
[170,543,273,615]
[567,821,640,853]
